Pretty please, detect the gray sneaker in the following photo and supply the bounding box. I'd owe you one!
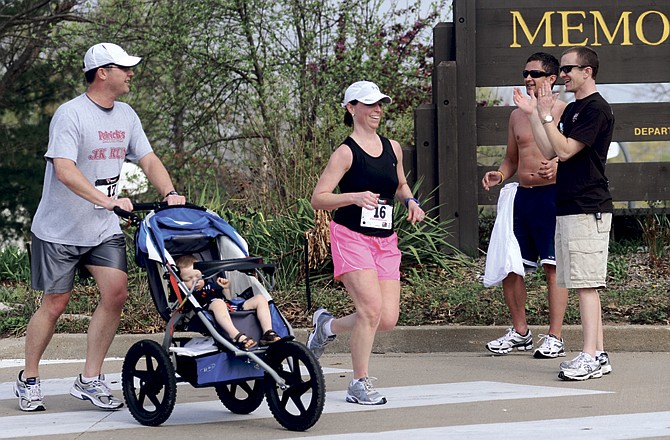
[533,334,566,359]
[486,328,532,355]
[558,352,603,381]
[70,374,124,410]
[307,307,336,359]
[597,352,612,375]
[346,377,387,405]
[14,370,45,412]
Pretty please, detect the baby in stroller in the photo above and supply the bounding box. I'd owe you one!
[175,254,281,349]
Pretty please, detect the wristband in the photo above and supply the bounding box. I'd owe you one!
[496,170,505,185]
[404,197,420,207]
[164,190,179,198]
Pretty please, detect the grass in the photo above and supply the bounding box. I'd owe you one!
[1,216,668,337]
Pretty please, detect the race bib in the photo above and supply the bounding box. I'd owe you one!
[360,199,393,230]
[94,175,120,209]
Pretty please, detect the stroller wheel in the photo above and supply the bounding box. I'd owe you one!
[262,341,325,431]
[215,379,265,414]
[122,339,177,426]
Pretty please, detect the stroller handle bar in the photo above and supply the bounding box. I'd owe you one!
[114,202,205,226]
[194,258,276,278]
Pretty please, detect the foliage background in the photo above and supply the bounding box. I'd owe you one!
[1,0,449,245]
[1,1,668,338]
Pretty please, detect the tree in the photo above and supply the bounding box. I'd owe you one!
[0,0,449,243]
[0,0,90,244]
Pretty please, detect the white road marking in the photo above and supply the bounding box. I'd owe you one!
[0,381,608,438]
[281,412,670,440]
[0,358,125,369]
[0,367,351,401]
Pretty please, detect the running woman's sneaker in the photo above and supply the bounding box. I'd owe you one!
[558,352,603,381]
[485,328,532,355]
[14,370,45,412]
[70,374,124,410]
[597,352,612,375]
[346,377,387,405]
[307,307,336,359]
[533,334,566,359]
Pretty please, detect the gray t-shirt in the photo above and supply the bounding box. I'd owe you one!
[31,94,153,246]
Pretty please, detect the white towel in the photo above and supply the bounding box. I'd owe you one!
[483,182,524,287]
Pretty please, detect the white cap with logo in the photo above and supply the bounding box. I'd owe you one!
[342,81,392,107]
[83,43,142,72]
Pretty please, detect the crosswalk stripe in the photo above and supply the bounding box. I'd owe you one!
[0,367,352,401]
[281,411,670,440]
[0,381,608,438]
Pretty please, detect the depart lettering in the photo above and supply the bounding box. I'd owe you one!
[634,127,670,136]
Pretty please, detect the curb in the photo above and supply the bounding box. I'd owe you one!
[1,325,669,360]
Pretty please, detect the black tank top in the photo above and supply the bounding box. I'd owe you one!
[332,136,399,237]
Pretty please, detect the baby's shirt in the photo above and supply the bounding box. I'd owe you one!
[196,280,245,311]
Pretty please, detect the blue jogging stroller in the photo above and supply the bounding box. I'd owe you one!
[117,203,325,431]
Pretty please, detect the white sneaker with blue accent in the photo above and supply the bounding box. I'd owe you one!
[14,371,45,412]
[70,374,124,410]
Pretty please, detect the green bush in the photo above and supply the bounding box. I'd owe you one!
[0,246,31,283]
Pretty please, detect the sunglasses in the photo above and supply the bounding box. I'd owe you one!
[103,64,132,72]
[522,70,549,79]
[559,65,589,74]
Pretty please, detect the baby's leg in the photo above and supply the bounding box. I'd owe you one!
[242,295,273,332]
[209,299,240,339]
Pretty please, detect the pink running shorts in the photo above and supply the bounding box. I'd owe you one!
[329,221,401,281]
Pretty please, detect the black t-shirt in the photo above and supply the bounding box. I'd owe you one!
[556,92,614,215]
[332,135,399,237]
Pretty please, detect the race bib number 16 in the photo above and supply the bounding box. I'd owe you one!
[360,199,393,230]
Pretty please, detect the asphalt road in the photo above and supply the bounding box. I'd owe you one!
[1,325,669,439]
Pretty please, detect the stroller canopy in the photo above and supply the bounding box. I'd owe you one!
[137,206,248,266]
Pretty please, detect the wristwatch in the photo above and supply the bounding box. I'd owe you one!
[542,114,554,125]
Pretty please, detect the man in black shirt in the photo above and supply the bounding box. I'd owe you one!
[515,46,614,381]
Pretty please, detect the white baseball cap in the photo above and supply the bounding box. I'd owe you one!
[83,43,142,72]
[342,81,392,107]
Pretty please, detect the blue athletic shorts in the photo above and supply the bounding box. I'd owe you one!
[513,185,557,270]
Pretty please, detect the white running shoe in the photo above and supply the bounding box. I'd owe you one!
[346,377,387,405]
[486,328,532,355]
[597,352,612,375]
[307,307,336,359]
[533,334,566,359]
[14,370,45,412]
[70,374,123,410]
[558,352,603,381]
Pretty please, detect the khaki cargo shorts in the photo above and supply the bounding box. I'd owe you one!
[555,213,611,289]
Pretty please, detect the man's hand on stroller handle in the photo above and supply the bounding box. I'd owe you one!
[108,197,133,212]
[113,204,140,226]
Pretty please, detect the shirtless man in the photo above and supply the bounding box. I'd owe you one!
[482,52,569,359]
